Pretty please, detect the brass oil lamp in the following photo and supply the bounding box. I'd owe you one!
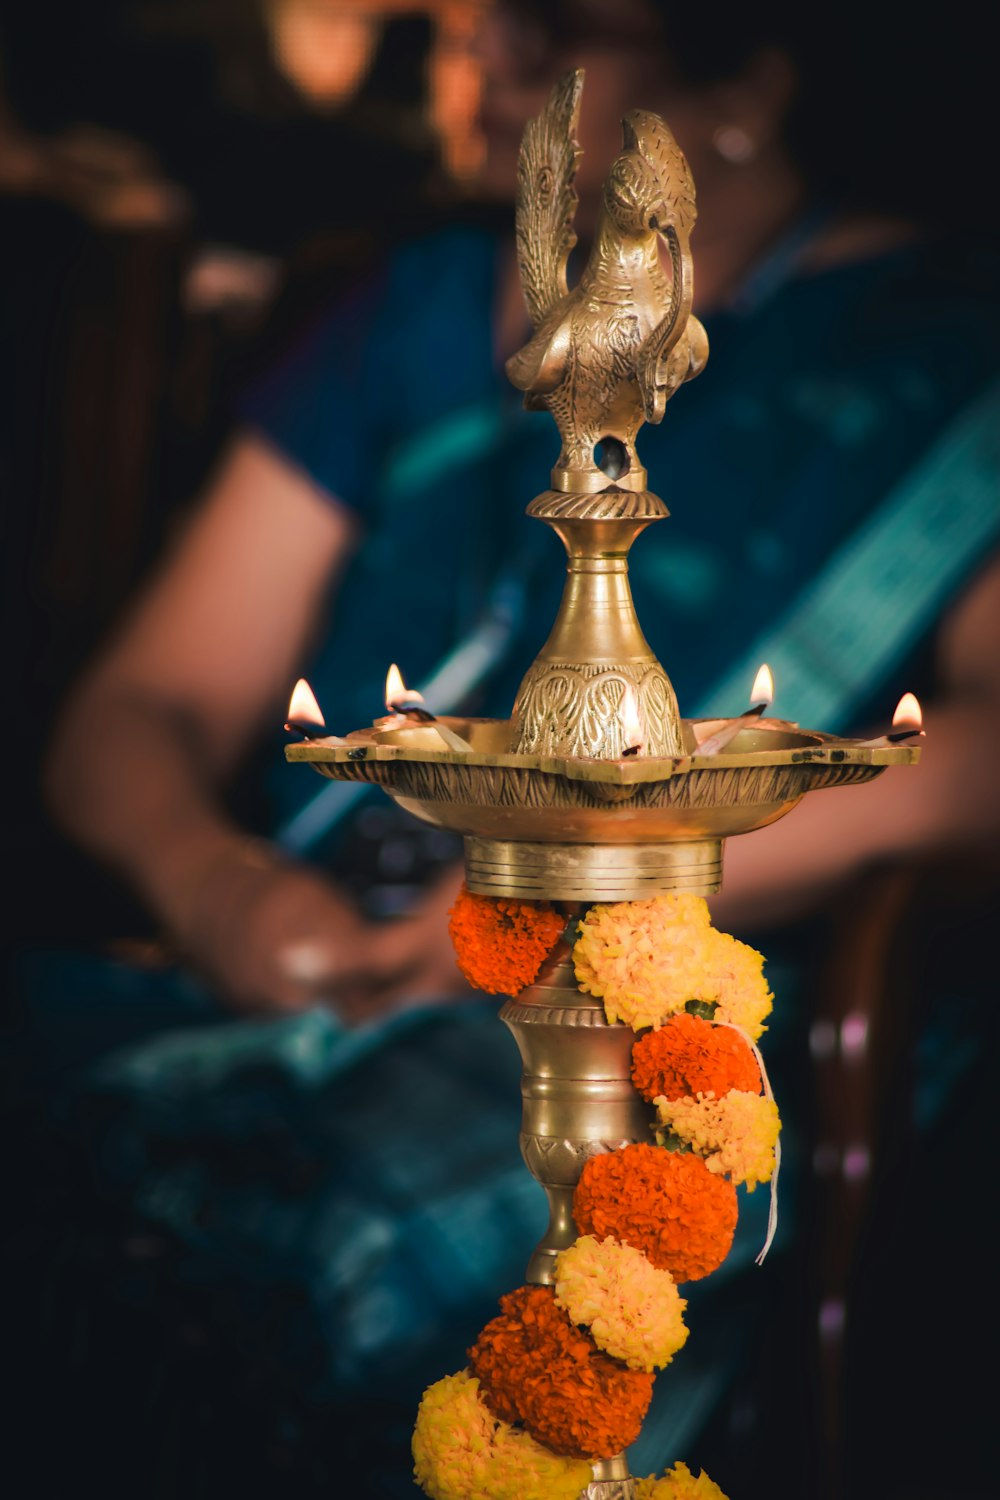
[286,69,920,1499]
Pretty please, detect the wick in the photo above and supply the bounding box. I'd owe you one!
[622,744,642,758]
[856,725,926,748]
[886,726,925,744]
[284,719,325,740]
[387,701,437,722]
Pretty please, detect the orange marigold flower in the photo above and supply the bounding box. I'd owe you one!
[447,885,565,997]
[468,1284,654,1460]
[631,1014,760,1103]
[573,1142,738,1283]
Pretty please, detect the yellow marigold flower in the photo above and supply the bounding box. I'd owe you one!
[635,1460,729,1499]
[573,894,772,1038]
[412,1369,591,1500]
[554,1234,689,1372]
[573,894,714,1031]
[655,1090,781,1190]
[708,931,773,1040]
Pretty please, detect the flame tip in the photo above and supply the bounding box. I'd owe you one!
[384,662,424,707]
[287,677,325,726]
[751,663,774,706]
[892,691,922,729]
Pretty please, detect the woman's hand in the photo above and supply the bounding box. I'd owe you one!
[346,864,473,1021]
[178,842,470,1020]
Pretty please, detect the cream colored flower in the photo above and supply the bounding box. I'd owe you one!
[655,1090,781,1190]
[708,931,773,1040]
[554,1234,688,1371]
[573,894,772,1038]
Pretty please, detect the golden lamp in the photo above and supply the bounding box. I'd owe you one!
[286,68,919,1498]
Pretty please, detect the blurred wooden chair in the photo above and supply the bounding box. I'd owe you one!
[805,850,999,1499]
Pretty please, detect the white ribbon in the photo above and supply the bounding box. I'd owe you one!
[713,1019,782,1266]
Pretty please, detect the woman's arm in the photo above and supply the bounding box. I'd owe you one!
[710,547,1000,934]
[44,432,459,1014]
[47,433,352,881]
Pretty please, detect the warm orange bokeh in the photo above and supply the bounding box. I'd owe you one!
[263,1,489,178]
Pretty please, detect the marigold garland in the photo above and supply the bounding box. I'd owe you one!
[412,1369,592,1500]
[467,1284,654,1459]
[447,885,566,996]
[634,1461,729,1499]
[413,887,783,1499]
[554,1234,689,1372]
[573,1142,738,1283]
[573,893,773,1038]
[631,1013,760,1103]
[654,1091,781,1191]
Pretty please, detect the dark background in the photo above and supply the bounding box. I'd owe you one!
[1,0,471,955]
[1,6,997,1498]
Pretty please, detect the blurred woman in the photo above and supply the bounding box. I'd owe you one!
[17,3,1000,1496]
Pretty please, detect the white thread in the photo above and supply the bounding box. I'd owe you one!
[714,1019,781,1266]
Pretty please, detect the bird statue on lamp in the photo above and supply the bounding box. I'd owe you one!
[506,68,708,511]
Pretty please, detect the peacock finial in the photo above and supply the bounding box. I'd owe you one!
[507,68,708,508]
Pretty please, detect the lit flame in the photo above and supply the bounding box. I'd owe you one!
[892,692,922,730]
[621,683,643,750]
[286,678,324,727]
[751,663,774,707]
[385,663,424,709]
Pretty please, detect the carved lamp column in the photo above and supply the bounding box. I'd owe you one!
[509,510,684,760]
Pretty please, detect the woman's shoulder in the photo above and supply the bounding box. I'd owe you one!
[385,212,506,280]
[311,214,505,335]
[703,225,1000,435]
[243,216,505,401]
[233,214,508,512]
[787,227,1000,367]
